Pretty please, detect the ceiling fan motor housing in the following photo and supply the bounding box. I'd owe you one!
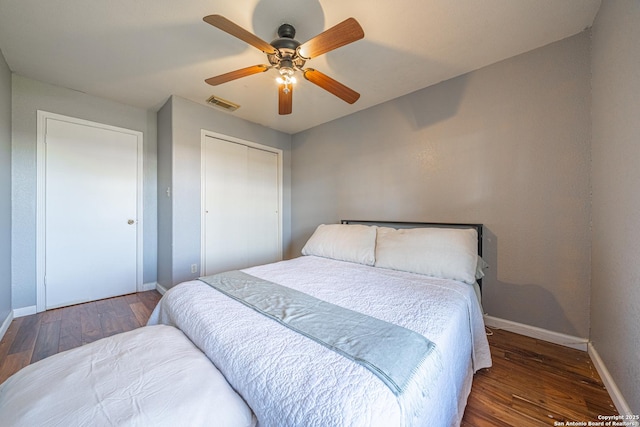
[269,23,305,71]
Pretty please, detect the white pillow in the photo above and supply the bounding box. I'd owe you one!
[301,224,377,266]
[374,227,478,284]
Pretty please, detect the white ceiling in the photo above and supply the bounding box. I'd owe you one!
[0,0,601,134]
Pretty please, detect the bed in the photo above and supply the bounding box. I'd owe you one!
[148,221,492,427]
[0,325,256,427]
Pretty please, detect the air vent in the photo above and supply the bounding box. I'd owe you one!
[206,95,240,112]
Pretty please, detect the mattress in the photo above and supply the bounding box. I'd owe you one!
[148,256,492,427]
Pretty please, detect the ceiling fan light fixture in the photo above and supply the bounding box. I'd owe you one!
[276,73,296,94]
[278,58,295,74]
[276,75,296,84]
[276,62,297,92]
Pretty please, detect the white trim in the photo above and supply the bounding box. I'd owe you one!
[134,125,144,293]
[156,283,168,295]
[141,282,158,292]
[200,130,207,275]
[36,111,144,311]
[483,315,588,351]
[588,343,634,416]
[13,305,37,318]
[199,130,284,274]
[36,111,46,312]
[0,311,13,342]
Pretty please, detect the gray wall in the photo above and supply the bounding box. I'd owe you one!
[157,98,173,288]
[158,96,292,288]
[0,49,11,323]
[291,32,592,338]
[11,75,158,309]
[591,0,640,414]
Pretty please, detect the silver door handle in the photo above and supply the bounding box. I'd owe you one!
[127,219,135,225]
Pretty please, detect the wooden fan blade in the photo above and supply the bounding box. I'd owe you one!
[278,84,293,115]
[205,65,269,86]
[298,18,364,59]
[203,15,277,55]
[303,69,360,104]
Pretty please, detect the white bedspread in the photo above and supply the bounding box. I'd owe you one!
[0,325,256,427]
[148,256,491,427]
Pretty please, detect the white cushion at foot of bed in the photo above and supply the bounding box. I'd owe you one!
[0,325,256,427]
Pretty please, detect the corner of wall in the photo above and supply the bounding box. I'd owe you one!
[156,98,174,288]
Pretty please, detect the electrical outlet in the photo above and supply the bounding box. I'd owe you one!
[191,264,198,274]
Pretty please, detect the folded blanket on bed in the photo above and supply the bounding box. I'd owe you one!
[200,270,436,397]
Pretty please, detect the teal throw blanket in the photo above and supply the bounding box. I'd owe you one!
[199,270,435,396]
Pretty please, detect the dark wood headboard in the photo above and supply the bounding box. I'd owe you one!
[341,220,484,289]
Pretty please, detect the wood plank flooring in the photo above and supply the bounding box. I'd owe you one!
[0,293,619,426]
[0,290,161,384]
[463,328,618,426]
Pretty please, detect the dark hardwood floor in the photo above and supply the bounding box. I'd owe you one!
[464,328,618,426]
[0,293,619,425]
[0,290,161,384]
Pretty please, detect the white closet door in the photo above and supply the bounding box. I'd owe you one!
[203,137,249,273]
[44,118,139,309]
[203,136,281,275]
[246,148,280,267]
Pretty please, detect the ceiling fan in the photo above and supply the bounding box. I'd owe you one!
[203,14,364,115]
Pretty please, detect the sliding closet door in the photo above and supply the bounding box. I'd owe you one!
[246,147,280,267]
[202,135,281,275]
[203,137,248,273]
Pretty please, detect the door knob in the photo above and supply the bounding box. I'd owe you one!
[127,219,135,225]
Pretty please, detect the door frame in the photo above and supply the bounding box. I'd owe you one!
[36,111,144,312]
[200,130,283,274]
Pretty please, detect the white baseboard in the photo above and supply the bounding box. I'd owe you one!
[483,315,588,351]
[13,305,37,318]
[140,282,158,292]
[156,283,168,295]
[588,343,633,416]
[0,311,14,342]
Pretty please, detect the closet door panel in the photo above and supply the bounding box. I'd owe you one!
[203,136,281,275]
[203,138,249,274]
[246,148,280,267]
